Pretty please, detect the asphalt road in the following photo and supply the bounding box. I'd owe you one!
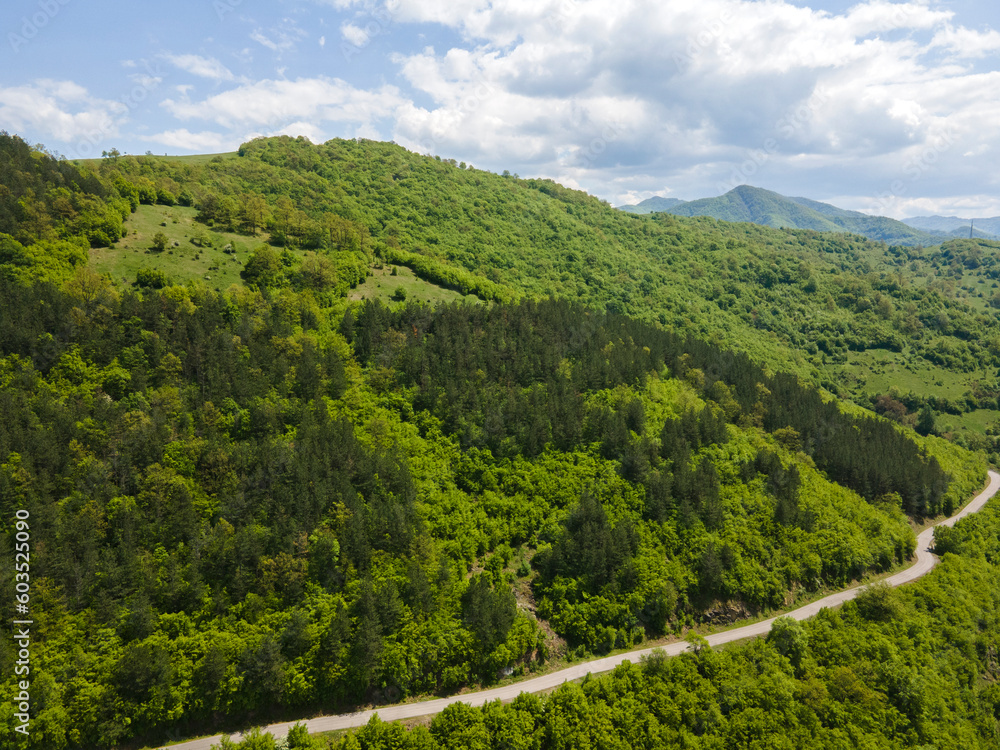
[164,469,1000,749]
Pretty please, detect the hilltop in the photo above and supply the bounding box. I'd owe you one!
[86,139,1000,442]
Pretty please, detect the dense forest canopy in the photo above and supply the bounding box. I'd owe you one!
[0,132,994,749]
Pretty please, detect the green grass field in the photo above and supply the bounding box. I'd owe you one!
[943,407,1000,435]
[74,151,238,168]
[157,151,239,165]
[349,265,479,306]
[91,206,470,305]
[832,346,992,402]
[90,204,279,290]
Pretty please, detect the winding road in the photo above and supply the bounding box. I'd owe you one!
[166,469,1000,749]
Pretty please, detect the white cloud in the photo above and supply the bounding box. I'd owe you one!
[274,121,325,143]
[161,76,404,131]
[930,24,1000,58]
[164,54,235,81]
[353,0,1000,214]
[251,30,281,52]
[250,23,306,54]
[0,80,127,154]
[141,128,233,152]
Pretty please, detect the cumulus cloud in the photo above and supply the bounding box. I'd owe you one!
[161,76,405,132]
[0,80,128,154]
[140,128,233,152]
[353,0,1000,216]
[340,22,371,47]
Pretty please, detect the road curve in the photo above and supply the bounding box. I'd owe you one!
[166,470,1000,750]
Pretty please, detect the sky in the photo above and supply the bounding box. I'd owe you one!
[2,0,999,218]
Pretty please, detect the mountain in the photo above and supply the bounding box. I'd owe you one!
[903,214,1000,240]
[617,196,687,213]
[623,185,947,246]
[60,137,1000,426]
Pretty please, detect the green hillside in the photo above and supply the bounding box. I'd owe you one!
[71,136,1000,455]
[0,132,996,749]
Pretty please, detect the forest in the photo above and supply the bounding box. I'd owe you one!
[0,131,994,748]
[221,492,1000,749]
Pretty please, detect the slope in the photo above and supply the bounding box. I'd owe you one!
[161,470,1000,750]
[77,136,1000,454]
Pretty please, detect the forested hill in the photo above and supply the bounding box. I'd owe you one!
[64,134,1000,455]
[0,132,992,748]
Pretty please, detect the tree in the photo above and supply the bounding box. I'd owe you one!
[462,574,516,655]
[916,404,936,436]
[241,245,283,289]
[151,231,168,252]
[135,268,168,289]
[767,616,808,672]
[240,193,269,235]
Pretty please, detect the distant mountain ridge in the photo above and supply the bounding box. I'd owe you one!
[902,215,1000,241]
[616,196,686,214]
[617,185,947,246]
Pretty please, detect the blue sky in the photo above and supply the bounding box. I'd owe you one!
[2,0,999,218]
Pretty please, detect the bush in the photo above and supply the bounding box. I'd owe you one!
[151,232,168,252]
[135,268,168,289]
[854,581,904,622]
